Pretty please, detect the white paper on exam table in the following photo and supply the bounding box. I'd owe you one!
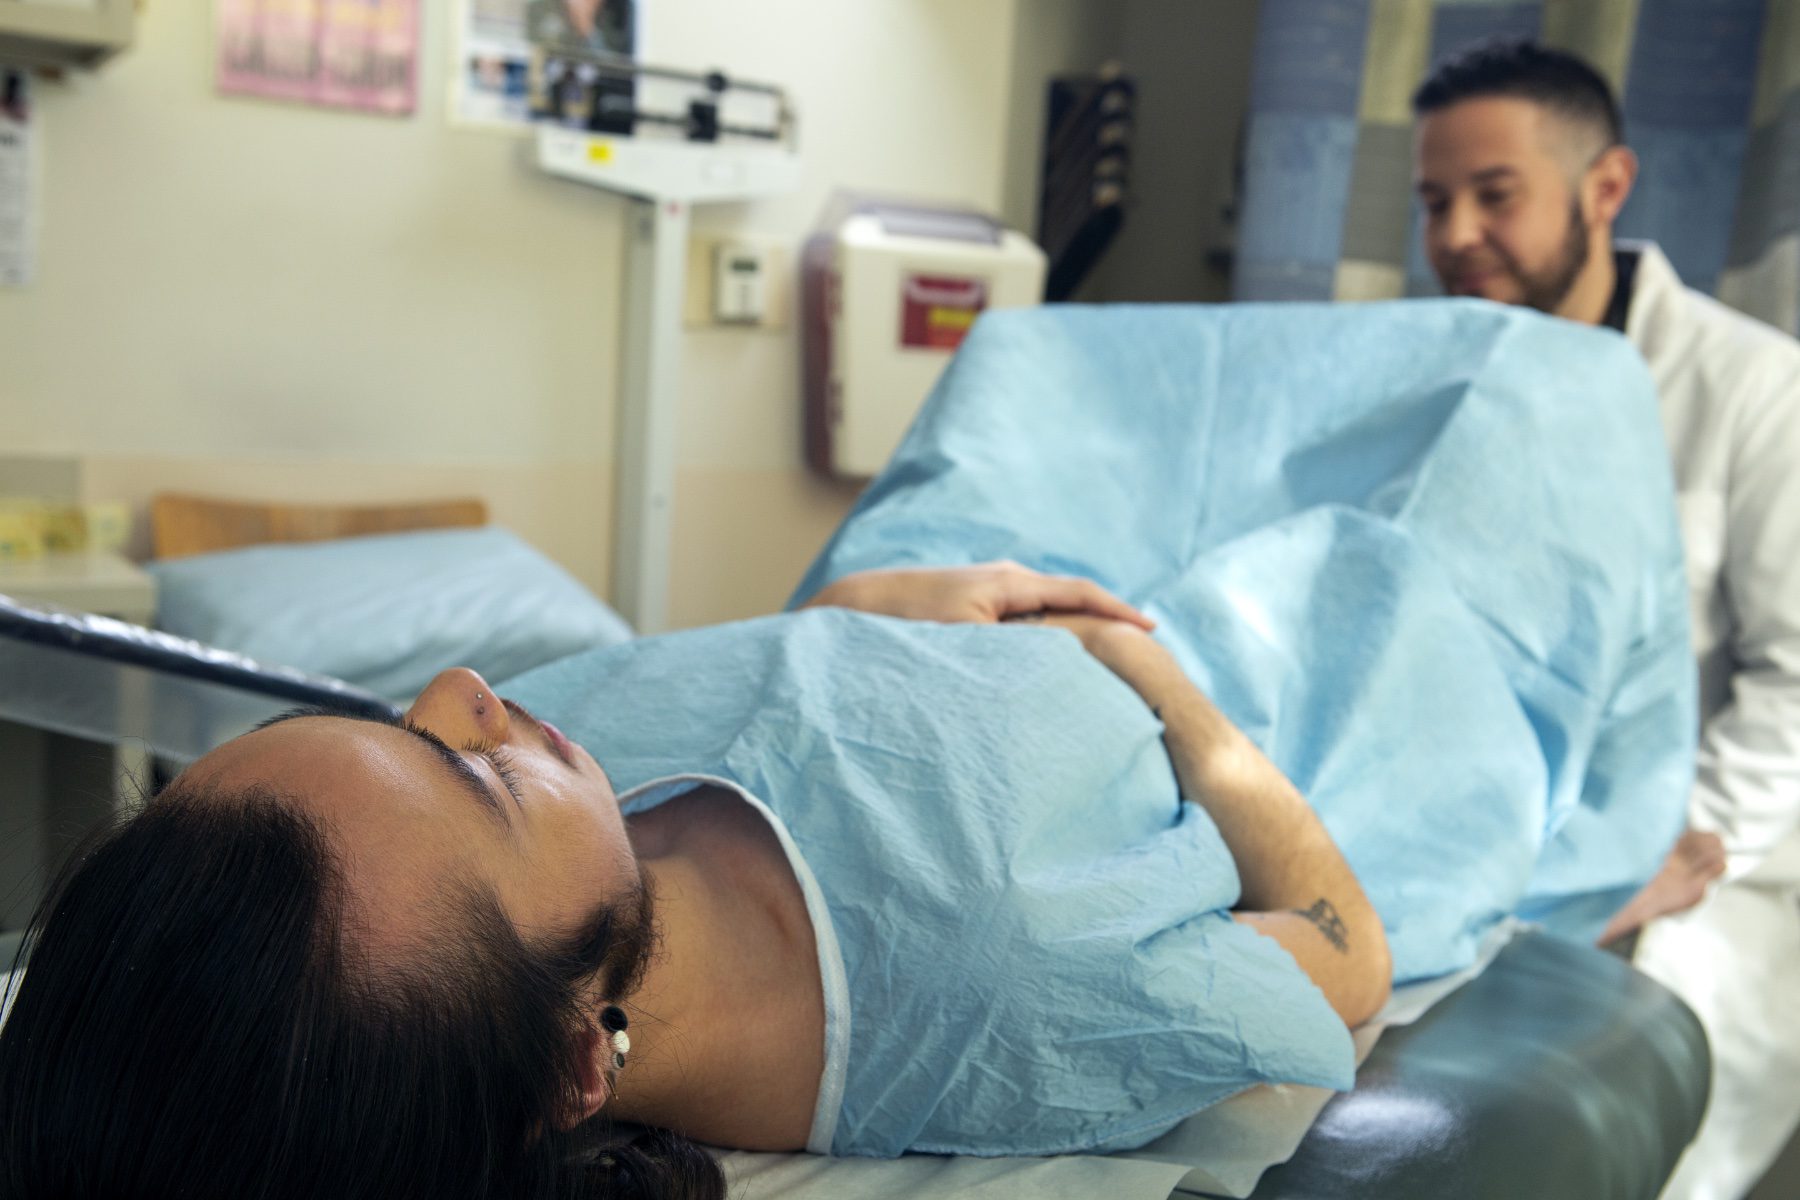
[719,919,1522,1200]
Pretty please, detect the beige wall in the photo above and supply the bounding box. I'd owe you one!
[0,0,1022,629]
[664,0,1019,623]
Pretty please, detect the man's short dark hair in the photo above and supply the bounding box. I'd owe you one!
[1412,39,1624,151]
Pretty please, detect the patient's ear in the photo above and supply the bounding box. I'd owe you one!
[560,1024,611,1130]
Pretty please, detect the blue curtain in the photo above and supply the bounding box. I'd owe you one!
[1235,0,1800,333]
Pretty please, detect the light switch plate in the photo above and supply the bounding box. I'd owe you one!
[712,240,767,324]
[684,234,789,330]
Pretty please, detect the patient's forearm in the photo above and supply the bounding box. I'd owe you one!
[1031,615,1391,1025]
[800,563,1153,628]
[1156,682,1393,1026]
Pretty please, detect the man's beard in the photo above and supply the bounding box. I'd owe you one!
[1517,199,1591,314]
[1448,198,1591,315]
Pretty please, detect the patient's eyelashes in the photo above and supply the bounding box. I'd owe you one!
[464,738,525,808]
[488,749,524,803]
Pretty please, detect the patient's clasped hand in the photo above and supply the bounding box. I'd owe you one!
[0,302,1696,1200]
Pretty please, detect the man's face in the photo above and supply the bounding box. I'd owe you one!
[1414,96,1592,314]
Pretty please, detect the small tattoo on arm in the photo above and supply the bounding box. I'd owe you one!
[1292,898,1349,953]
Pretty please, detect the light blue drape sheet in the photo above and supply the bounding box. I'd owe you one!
[790,300,1695,971]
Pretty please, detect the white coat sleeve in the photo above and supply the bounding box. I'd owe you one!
[1693,357,1800,878]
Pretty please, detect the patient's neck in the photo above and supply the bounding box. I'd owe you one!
[612,786,824,1150]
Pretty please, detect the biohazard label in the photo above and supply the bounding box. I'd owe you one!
[901,274,988,350]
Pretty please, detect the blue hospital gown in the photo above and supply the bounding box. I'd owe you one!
[505,610,1356,1158]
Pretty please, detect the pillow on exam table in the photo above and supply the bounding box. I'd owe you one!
[148,526,632,702]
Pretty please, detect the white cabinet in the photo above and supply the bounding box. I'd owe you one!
[0,0,134,70]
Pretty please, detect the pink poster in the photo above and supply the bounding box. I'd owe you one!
[217,0,420,116]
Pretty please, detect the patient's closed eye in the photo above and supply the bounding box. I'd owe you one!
[466,740,524,807]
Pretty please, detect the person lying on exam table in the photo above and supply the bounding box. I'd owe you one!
[0,301,1700,1200]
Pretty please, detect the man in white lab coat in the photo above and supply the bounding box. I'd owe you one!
[1411,40,1800,1200]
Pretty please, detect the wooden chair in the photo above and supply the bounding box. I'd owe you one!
[150,493,488,560]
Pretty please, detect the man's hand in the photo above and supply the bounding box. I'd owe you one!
[1597,828,1728,947]
[803,561,1154,629]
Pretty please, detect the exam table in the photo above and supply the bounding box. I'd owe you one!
[1235,927,1708,1199]
[0,594,1711,1198]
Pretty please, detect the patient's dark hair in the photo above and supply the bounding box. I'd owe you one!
[0,788,723,1200]
[1413,38,1624,153]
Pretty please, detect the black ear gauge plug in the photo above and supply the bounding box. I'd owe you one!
[601,1005,630,1070]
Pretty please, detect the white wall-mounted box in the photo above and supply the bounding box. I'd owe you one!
[802,199,1046,479]
[0,0,135,70]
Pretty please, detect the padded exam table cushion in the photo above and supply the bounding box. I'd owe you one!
[1236,930,1709,1200]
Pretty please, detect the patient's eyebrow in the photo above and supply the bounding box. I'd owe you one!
[254,706,514,832]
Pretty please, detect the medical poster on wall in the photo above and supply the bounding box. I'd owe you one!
[216,0,421,117]
[451,0,639,130]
